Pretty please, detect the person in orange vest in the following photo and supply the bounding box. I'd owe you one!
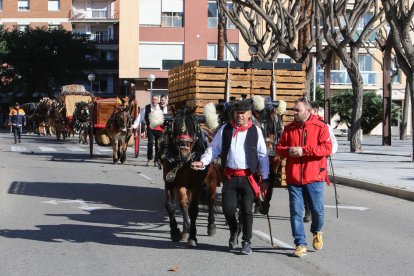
[9,102,26,144]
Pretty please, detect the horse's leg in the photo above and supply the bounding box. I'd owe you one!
[120,141,127,164]
[188,193,199,247]
[165,185,181,242]
[205,166,217,236]
[178,186,190,241]
[112,140,118,164]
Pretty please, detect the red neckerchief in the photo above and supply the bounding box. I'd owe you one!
[230,120,253,138]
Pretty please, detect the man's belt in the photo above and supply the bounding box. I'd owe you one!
[224,167,260,198]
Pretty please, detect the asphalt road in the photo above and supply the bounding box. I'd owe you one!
[0,132,413,276]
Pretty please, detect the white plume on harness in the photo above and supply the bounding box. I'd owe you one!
[149,109,164,129]
[276,100,287,115]
[203,102,219,130]
[252,95,265,111]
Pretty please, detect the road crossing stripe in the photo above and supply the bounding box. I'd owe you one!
[253,230,295,249]
[324,205,369,211]
[138,173,153,181]
[11,146,28,152]
[66,146,86,152]
[38,146,57,152]
[97,148,112,152]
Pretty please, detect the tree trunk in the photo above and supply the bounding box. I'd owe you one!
[350,79,364,152]
[400,81,409,140]
[408,75,414,162]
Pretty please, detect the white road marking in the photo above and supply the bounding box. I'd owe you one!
[138,173,153,181]
[66,146,86,152]
[38,146,57,152]
[97,148,112,152]
[11,146,27,152]
[325,205,369,211]
[42,199,102,211]
[253,230,295,249]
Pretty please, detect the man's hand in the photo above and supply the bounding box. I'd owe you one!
[191,161,205,170]
[289,147,303,157]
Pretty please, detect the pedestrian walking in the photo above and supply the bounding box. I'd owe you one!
[191,100,269,255]
[144,95,166,166]
[276,97,332,257]
[9,102,26,144]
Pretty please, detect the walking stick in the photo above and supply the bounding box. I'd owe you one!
[329,156,339,218]
[266,213,275,247]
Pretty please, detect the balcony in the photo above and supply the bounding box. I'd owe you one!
[88,33,118,44]
[69,9,119,23]
[316,70,379,86]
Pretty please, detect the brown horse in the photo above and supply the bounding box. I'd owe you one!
[158,107,217,247]
[105,98,134,164]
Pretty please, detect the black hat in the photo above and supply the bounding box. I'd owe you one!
[310,101,319,109]
[232,100,252,112]
[15,102,20,106]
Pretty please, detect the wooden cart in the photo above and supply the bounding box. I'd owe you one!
[89,97,141,158]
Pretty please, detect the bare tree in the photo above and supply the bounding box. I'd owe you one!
[217,0,318,94]
[317,0,386,152]
[381,0,414,161]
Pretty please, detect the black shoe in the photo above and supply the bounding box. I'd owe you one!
[18,140,21,143]
[229,232,239,250]
[240,241,252,255]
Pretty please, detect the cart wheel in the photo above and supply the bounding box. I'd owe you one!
[89,104,94,158]
[134,126,140,158]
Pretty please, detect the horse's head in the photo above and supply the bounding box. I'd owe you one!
[75,101,90,121]
[170,107,201,162]
[111,98,133,133]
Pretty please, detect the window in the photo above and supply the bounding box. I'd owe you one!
[207,44,238,61]
[140,44,183,70]
[18,25,29,32]
[48,25,60,31]
[48,0,60,11]
[208,1,236,29]
[140,0,162,25]
[161,12,183,27]
[358,54,372,71]
[277,58,291,64]
[18,0,30,11]
[0,0,3,11]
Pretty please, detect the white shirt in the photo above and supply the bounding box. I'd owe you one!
[328,125,338,154]
[200,123,269,180]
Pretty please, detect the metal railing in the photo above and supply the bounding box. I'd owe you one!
[316,70,379,86]
[69,9,119,20]
[88,33,117,44]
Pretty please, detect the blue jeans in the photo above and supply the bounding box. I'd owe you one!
[288,182,324,246]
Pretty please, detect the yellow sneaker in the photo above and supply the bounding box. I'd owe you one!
[313,231,323,250]
[293,245,307,257]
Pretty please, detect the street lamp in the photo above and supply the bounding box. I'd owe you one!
[123,80,129,97]
[88,73,95,93]
[147,74,156,95]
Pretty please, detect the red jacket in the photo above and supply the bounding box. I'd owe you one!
[276,114,332,185]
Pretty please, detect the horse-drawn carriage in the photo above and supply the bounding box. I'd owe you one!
[56,85,93,141]
[89,97,141,162]
[160,60,306,246]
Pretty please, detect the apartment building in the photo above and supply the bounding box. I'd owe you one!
[0,0,120,96]
[119,0,239,104]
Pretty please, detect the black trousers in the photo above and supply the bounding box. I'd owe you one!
[12,125,22,143]
[146,128,163,162]
[222,176,255,242]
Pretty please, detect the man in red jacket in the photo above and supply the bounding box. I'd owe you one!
[276,98,332,257]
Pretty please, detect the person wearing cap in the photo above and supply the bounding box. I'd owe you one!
[276,98,332,257]
[9,102,26,144]
[191,100,269,255]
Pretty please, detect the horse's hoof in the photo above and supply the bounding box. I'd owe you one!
[181,232,189,241]
[207,224,216,236]
[170,228,181,242]
[187,238,197,248]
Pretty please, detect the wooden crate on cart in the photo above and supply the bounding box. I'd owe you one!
[168,60,306,123]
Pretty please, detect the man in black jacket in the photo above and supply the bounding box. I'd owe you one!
[144,95,164,166]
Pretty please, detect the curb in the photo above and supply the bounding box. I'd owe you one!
[329,175,414,202]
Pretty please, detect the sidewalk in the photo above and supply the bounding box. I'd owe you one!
[330,135,414,201]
